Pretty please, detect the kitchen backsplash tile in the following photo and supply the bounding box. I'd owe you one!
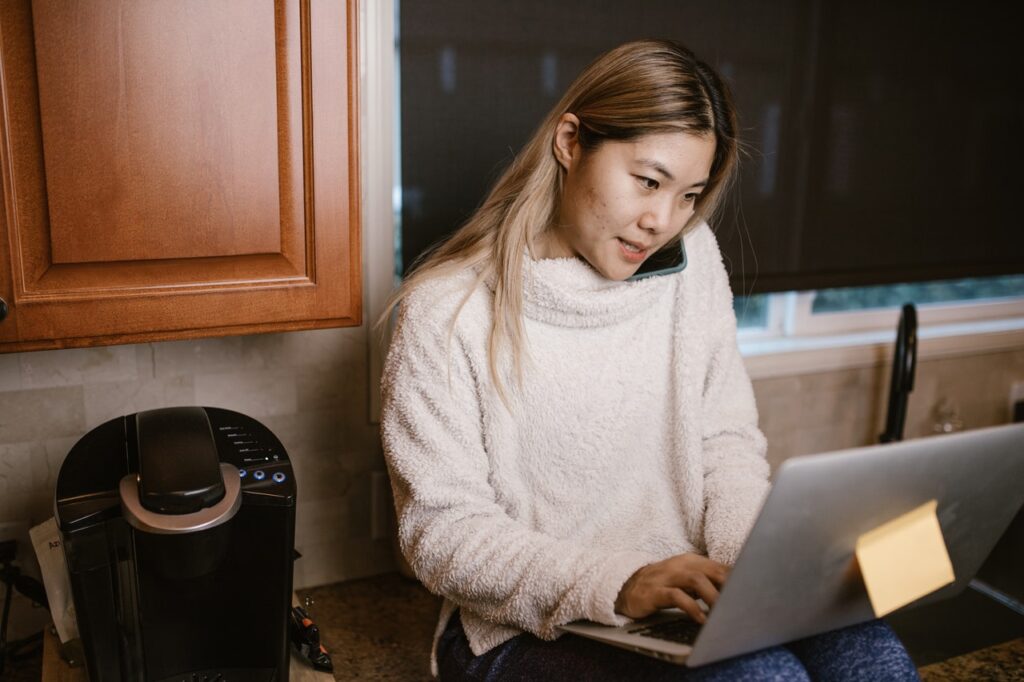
[194,367,299,418]
[0,442,36,519]
[0,353,22,392]
[289,448,354,503]
[295,364,354,411]
[83,375,195,427]
[261,408,348,455]
[292,537,393,590]
[0,385,85,443]
[295,497,351,549]
[18,345,138,390]
[151,336,247,379]
[238,332,288,369]
[40,436,79,493]
[279,326,366,369]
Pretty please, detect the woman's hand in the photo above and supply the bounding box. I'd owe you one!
[614,553,729,623]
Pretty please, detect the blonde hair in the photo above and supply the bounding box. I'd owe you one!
[381,40,740,398]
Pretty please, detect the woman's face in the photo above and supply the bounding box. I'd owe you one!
[542,115,716,281]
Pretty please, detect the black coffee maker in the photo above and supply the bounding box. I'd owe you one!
[55,406,296,682]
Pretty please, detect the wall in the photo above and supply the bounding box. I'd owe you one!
[754,347,1024,472]
[0,326,395,595]
[2,335,1022,593]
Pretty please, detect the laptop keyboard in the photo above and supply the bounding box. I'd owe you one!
[628,618,703,645]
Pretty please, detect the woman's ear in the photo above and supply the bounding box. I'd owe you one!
[552,113,581,171]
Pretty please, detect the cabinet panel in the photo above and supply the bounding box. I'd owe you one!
[35,1,282,264]
[0,0,360,352]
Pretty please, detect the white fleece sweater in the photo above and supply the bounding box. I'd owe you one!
[380,223,770,674]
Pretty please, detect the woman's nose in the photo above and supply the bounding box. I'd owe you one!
[638,198,673,233]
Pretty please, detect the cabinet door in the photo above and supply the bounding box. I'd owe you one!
[0,0,360,353]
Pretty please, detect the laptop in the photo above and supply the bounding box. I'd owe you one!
[559,422,1024,667]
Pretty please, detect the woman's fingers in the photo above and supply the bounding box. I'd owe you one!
[615,553,732,619]
[660,587,706,624]
[684,554,729,588]
[662,556,724,607]
[708,561,730,588]
[689,572,720,607]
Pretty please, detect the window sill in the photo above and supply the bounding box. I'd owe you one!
[739,317,1024,380]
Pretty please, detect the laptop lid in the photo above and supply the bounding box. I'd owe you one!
[686,422,1024,667]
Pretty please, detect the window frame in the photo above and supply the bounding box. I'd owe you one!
[786,291,1024,337]
[738,290,1024,380]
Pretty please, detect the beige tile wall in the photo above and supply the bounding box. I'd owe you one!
[1,334,1022,591]
[0,327,395,591]
[753,347,1024,472]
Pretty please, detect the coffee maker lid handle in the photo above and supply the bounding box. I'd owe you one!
[136,407,226,514]
[119,463,242,535]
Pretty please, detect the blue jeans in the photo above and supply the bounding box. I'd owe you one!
[437,611,920,681]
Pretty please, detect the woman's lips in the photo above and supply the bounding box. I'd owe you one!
[617,237,649,263]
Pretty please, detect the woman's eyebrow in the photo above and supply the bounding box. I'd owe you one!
[636,158,675,181]
[635,158,709,188]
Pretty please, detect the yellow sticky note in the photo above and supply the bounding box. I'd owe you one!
[855,500,955,617]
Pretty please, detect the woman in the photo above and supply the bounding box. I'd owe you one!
[381,40,918,680]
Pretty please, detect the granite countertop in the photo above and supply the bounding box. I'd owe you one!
[8,572,1023,680]
[295,573,442,681]
[919,638,1024,681]
[294,573,1024,681]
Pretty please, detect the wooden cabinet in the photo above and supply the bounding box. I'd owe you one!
[0,0,361,353]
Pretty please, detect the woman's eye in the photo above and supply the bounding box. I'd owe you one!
[636,176,659,191]
[683,192,700,204]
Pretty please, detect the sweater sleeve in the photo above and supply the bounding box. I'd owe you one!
[380,287,656,640]
[697,230,771,566]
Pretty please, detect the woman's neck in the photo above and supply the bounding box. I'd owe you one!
[532,226,576,261]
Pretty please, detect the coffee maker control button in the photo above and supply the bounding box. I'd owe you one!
[239,468,248,478]
[253,470,266,481]
[272,472,286,483]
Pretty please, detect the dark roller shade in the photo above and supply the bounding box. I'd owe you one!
[399,1,1024,294]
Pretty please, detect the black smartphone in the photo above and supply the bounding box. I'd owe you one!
[628,238,688,281]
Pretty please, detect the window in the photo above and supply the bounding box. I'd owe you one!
[396,1,1024,297]
[811,275,1024,314]
[735,274,1024,359]
[735,294,771,330]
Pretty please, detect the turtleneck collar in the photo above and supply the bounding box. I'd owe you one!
[516,254,675,328]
